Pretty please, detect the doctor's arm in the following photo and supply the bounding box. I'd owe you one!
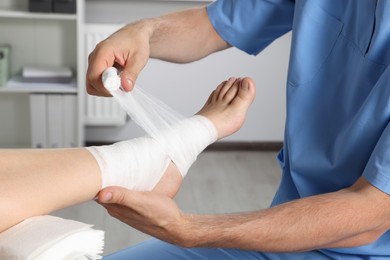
[86,7,229,96]
[99,176,390,252]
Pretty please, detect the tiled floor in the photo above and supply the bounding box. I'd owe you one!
[53,151,282,256]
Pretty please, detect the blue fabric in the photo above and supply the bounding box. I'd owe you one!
[106,0,390,258]
[104,239,332,260]
[210,0,390,258]
[206,0,295,55]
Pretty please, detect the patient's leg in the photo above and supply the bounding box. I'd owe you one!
[0,148,101,229]
[0,77,255,232]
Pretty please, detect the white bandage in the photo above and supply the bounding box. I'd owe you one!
[154,115,217,176]
[87,115,216,190]
[87,68,217,190]
[87,137,170,191]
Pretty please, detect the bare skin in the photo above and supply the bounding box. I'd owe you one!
[197,77,255,139]
[86,7,228,96]
[0,77,255,233]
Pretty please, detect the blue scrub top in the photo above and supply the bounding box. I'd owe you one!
[208,0,390,257]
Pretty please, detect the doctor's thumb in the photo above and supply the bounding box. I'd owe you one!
[98,186,132,205]
[120,51,148,92]
[120,72,134,92]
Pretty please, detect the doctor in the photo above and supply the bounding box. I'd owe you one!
[87,0,390,259]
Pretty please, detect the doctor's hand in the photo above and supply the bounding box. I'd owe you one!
[97,186,190,246]
[86,22,151,96]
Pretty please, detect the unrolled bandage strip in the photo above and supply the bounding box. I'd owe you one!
[86,67,218,191]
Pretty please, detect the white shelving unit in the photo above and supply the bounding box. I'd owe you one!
[0,0,85,148]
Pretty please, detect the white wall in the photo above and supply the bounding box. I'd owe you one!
[85,0,291,143]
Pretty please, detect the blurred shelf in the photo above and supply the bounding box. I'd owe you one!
[0,86,77,93]
[0,77,77,94]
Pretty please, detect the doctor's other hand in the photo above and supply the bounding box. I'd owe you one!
[86,22,151,96]
[97,186,190,246]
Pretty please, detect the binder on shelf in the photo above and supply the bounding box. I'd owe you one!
[29,94,48,149]
[47,94,64,148]
[29,0,52,13]
[53,0,76,14]
[28,0,76,14]
[63,94,77,147]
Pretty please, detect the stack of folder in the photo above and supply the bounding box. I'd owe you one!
[30,94,78,148]
[24,66,78,148]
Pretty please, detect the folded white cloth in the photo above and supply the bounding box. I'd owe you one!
[0,215,104,260]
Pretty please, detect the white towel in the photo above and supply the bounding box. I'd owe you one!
[0,215,104,260]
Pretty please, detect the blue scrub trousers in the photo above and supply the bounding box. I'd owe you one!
[103,239,332,260]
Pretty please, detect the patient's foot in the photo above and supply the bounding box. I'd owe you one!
[153,77,255,197]
[197,77,256,139]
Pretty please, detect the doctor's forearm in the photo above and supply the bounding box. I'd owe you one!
[141,7,229,63]
[181,178,390,251]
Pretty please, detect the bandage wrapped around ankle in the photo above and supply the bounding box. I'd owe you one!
[86,68,217,191]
